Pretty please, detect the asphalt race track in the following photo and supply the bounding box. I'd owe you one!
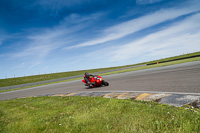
[0,61,200,101]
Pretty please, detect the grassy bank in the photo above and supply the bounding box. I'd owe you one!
[146,51,200,65]
[0,52,200,87]
[100,57,200,76]
[0,96,200,133]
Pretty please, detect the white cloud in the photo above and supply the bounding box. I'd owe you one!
[109,13,200,62]
[66,6,200,49]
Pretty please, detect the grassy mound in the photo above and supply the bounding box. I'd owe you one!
[0,96,200,132]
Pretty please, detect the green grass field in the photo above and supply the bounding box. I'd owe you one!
[0,96,200,133]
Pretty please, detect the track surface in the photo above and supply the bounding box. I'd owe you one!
[1,61,200,101]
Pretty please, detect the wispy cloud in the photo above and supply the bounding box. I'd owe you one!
[136,0,164,5]
[66,6,200,49]
[0,32,9,46]
[61,58,81,67]
[62,12,104,25]
[10,29,64,58]
[12,44,55,59]
[34,0,93,13]
[27,61,41,69]
[109,13,200,62]
[7,11,104,69]
[8,28,67,70]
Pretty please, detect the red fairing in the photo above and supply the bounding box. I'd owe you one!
[82,75,103,87]
[90,75,103,86]
[82,79,86,84]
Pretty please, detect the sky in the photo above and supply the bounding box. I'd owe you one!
[0,0,200,79]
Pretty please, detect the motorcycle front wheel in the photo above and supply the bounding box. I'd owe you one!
[102,80,109,86]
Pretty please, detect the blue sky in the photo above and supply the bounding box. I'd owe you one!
[0,0,200,79]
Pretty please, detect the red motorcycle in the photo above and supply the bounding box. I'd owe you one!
[82,75,109,88]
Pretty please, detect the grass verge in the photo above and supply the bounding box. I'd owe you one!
[147,51,200,65]
[0,96,200,133]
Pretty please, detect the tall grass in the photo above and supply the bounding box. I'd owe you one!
[0,96,200,133]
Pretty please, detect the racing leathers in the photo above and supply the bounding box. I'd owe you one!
[84,72,94,87]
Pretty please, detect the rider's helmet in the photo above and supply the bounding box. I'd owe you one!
[85,72,89,78]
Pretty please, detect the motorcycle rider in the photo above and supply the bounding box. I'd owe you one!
[84,72,94,87]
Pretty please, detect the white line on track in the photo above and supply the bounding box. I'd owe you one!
[0,80,81,95]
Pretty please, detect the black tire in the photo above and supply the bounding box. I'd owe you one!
[105,82,109,86]
[102,80,109,86]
